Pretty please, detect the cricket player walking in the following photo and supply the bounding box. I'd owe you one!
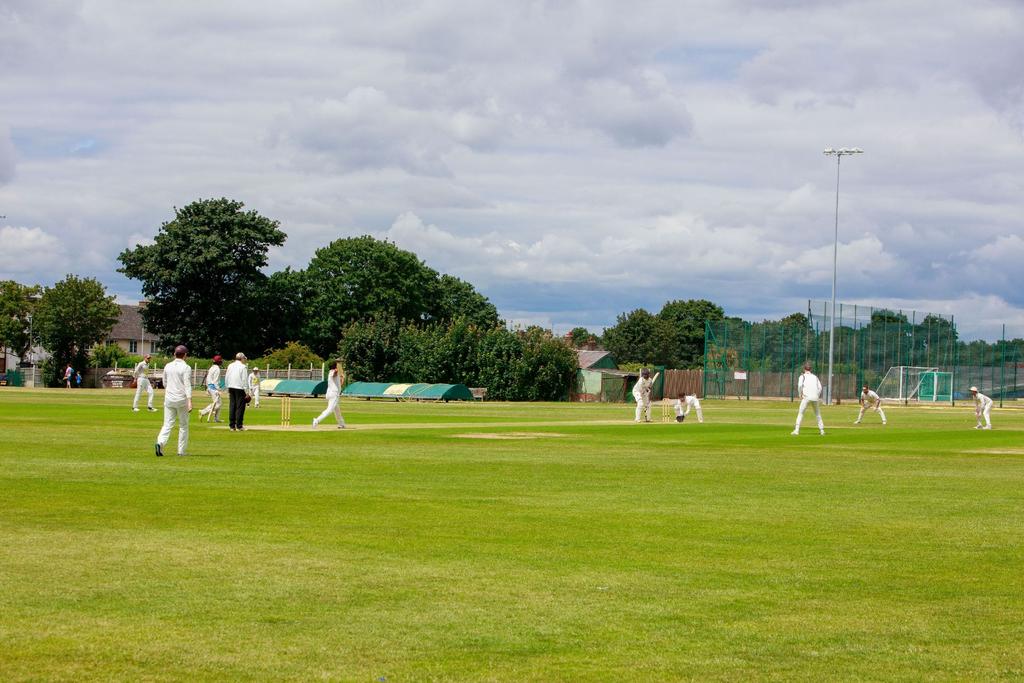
[970,386,993,429]
[313,361,346,429]
[248,367,261,408]
[792,363,825,436]
[674,392,704,423]
[198,355,223,423]
[132,353,156,412]
[155,345,192,457]
[854,385,886,425]
[633,368,656,423]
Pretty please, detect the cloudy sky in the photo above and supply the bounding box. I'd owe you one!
[2,0,1023,339]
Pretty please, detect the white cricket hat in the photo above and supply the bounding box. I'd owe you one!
[969,386,978,392]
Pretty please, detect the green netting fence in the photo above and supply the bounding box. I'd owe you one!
[704,300,1021,406]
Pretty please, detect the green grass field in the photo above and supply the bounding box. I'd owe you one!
[2,388,1023,681]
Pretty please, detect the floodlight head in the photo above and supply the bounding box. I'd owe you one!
[823,147,836,155]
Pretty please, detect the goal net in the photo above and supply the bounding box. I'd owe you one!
[876,366,952,403]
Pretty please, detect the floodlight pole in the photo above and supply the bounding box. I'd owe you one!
[823,147,862,405]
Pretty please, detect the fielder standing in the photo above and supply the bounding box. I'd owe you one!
[132,353,156,412]
[155,345,192,457]
[854,384,886,425]
[225,352,251,431]
[248,366,261,408]
[792,363,825,436]
[970,386,993,429]
[198,355,223,423]
[313,361,346,429]
[632,368,655,423]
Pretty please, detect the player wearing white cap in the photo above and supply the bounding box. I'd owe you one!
[632,368,656,423]
[132,353,156,412]
[970,386,993,429]
[198,355,223,423]
[248,366,261,408]
[155,345,192,457]
[792,363,825,436]
[854,384,886,425]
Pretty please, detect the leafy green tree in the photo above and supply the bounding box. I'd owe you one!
[659,299,724,368]
[259,268,307,352]
[117,197,286,356]
[602,308,677,367]
[517,327,578,401]
[779,312,810,330]
[252,341,324,369]
[0,280,41,363]
[90,342,133,368]
[33,275,120,384]
[302,237,441,357]
[435,274,500,328]
[335,315,403,382]
[567,326,598,348]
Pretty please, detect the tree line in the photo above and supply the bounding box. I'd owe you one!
[4,197,1021,391]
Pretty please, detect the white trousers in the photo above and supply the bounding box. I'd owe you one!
[795,398,824,433]
[251,387,260,407]
[684,401,703,423]
[133,378,154,409]
[315,395,345,427]
[634,395,651,422]
[976,404,992,427]
[856,402,886,423]
[199,385,221,419]
[157,400,190,455]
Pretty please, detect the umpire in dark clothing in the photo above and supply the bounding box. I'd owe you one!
[224,352,251,431]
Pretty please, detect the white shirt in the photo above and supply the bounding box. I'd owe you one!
[204,364,221,387]
[163,359,193,404]
[248,372,260,390]
[797,371,822,401]
[974,392,993,409]
[632,376,654,401]
[861,389,880,404]
[326,369,341,398]
[133,360,149,380]
[673,395,700,415]
[225,360,249,392]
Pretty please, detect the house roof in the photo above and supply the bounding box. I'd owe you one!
[109,304,151,341]
[577,349,613,369]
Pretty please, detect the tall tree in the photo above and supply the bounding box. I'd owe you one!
[0,280,41,363]
[301,236,441,357]
[434,274,500,328]
[602,308,677,367]
[117,198,286,356]
[659,298,725,368]
[33,275,120,383]
[567,326,598,348]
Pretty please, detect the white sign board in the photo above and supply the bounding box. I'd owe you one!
[734,371,747,380]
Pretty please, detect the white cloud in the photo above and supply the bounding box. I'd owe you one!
[2,0,1024,338]
[0,225,68,276]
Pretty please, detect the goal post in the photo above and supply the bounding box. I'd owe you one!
[876,366,952,403]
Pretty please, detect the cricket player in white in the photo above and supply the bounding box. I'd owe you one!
[198,355,223,423]
[792,363,825,436]
[632,368,656,423]
[674,393,704,423]
[248,367,261,408]
[156,345,192,457]
[971,386,993,429]
[132,353,156,412]
[855,385,886,425]
[313,361,346,429]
